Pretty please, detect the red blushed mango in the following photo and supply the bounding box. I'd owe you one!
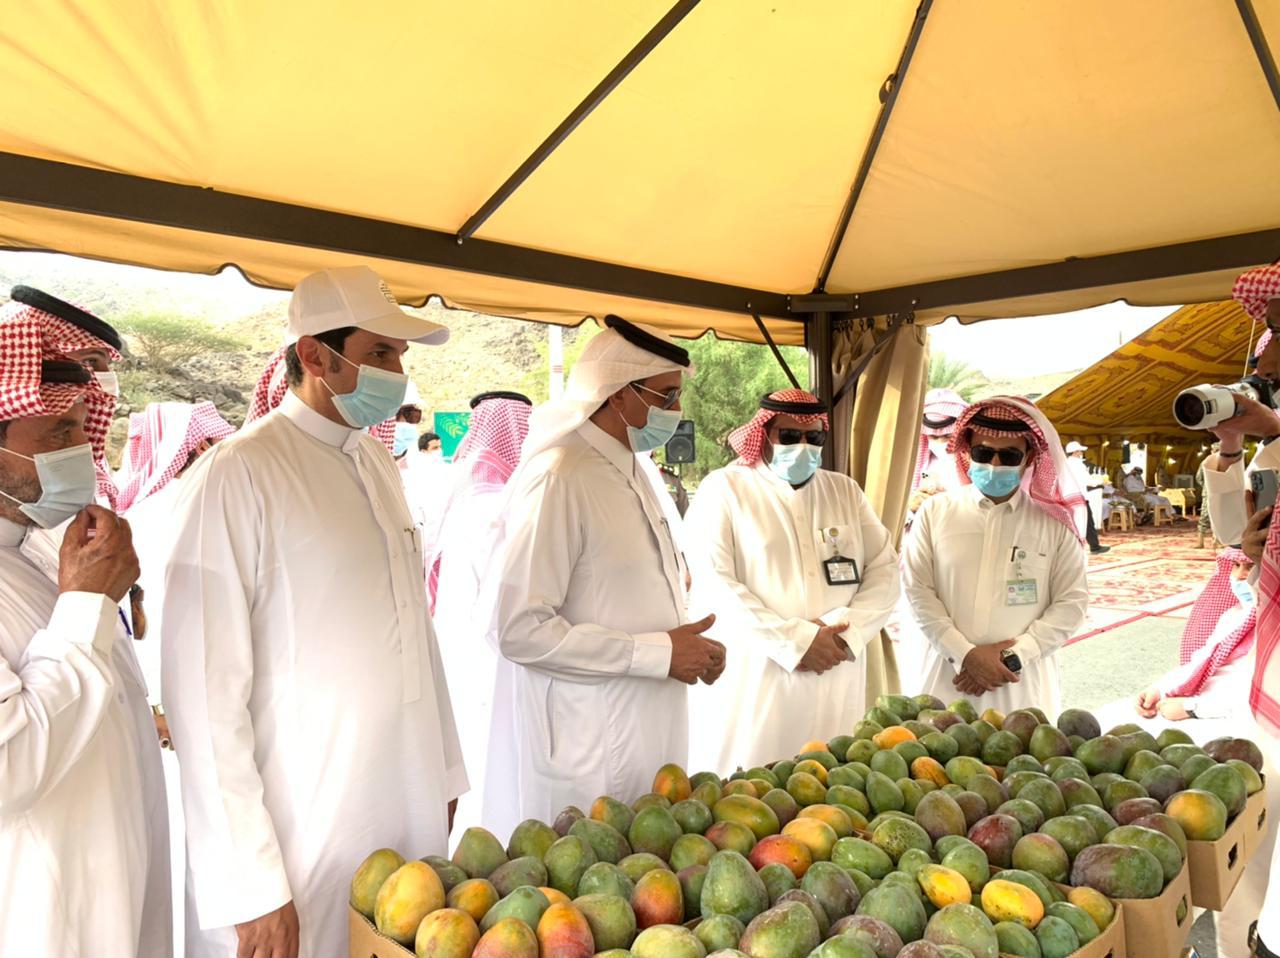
[653,763,693,803]
[472,917,539,958]
[413,908,480,958]
[631,867,684,929]
[445,878,499,923]
[748,834,814,879]
[536,902,595,958]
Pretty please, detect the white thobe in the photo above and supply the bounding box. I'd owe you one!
[161,392,466,958]
[126,478,190,956]
[1123,474,1171,508]
[903,485,1088,716]
[432,484,506,844]
[483,421,685,841]
[0,517,170,957]
[1202,442,1280,546]
[686,463,900,773]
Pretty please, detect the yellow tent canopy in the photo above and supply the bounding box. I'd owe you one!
[1,0,1280,350]
[1038,300,1259,460]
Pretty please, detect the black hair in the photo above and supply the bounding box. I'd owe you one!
[418,431,441,451]
[283,326,358,386]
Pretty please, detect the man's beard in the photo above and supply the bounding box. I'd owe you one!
[0,460,41,525]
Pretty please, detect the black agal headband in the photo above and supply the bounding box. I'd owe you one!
[759,394,828,416]
[470,390,532,409]
[604,314,690,368]
[11,285,123,351]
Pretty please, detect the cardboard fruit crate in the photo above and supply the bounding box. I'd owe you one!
[349,907,413,958]
[1112,861,1193,958]
[1186,798,1256,910]
[1243,782,1270,858]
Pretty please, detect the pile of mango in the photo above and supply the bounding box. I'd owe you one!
[350,694,1266,958]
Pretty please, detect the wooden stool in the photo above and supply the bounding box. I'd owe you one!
[1107,509,1132,532]
[1153,503,1174,527]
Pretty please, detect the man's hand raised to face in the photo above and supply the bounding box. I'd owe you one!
[668,614,723,685]
[1211,396,1280,457]
[58,505,140,602]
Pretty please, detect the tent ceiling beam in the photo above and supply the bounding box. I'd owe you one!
[0,151,798,324]
[455,0,701,242]
[845,227,1280,319]
[814,0,934,292]
[1235,0,1280,112]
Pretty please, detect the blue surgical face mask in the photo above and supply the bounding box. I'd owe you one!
[769,442,823,485]
[620,386,682,453]
[1231,577,1255,607]
[0,443,97,528]
[321,346,409,428]
[968,461,1023,499]
[392,422,418,457]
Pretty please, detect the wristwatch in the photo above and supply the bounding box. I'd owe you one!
[1000,649,1023,674]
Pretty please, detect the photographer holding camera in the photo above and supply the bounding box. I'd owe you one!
[1192,264,1280,958]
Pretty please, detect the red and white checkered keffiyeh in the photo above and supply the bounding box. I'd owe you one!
[1168,562,1256,699]
[913,388,968,492]
[425,396,531,610]
[1233,264,1280,324]
[1178,547,1251,664]
[0,300,114,459]
[728,388,829,467]
[244,345,397,452]
[115,401,235,514]
[1252,509,1280,735]
[950,395,1088,542]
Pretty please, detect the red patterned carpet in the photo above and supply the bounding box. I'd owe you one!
[1070,519,1216,644]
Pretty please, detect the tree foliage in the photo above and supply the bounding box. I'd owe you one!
[928,351,987,400]
[672,335,809,483]
[120,314,245,368]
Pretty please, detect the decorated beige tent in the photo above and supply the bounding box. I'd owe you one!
[4,0,1280,694]
[1039,301,1262,479]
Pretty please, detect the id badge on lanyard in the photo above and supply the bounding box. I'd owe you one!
[822,527,860,586]
[1006,546,1038,606]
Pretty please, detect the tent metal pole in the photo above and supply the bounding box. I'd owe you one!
[807,311,836,469]
[1235,0,1280,112]
[0,151,795,324]
[456,0,701,242]
[814,0,934,291]
[752,312,802,389]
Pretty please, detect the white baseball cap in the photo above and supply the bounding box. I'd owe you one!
[287,266,449,345]
[1065,441,1087,454]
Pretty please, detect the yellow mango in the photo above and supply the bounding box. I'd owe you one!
[1068,886,1115,930]
[980,878,1045,929]
[917,864,973,908]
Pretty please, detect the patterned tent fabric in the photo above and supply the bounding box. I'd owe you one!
[1037,301,1258,449]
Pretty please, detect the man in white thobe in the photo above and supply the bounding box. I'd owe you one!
[1122,466,1172,513]
[425,390,531,840]
[481,316,724,840]
[1198,264,1280,958]
[1065,441,1109,555]
[161,266,465,958]
[0,299,169,956]
[116,400,235,954]
[686,388,899,773]
[904,396,1088,716]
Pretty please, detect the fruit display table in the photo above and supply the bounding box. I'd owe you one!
[349,695,1269,958]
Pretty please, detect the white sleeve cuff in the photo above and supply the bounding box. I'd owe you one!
[629,631,673,679]
[38,591,118,656]
[936,629,976,672]
[1011,635,1041,669]
[1202,457,1245,493]
[1251,440,1280,471]
[772,620,821,673]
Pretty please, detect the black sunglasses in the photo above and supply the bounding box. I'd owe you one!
[970,444,1025,467]
[775,428,828,447]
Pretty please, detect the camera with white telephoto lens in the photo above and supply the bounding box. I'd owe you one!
[1172,374,1277,430]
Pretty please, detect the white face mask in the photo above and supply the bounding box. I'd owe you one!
[0,443,97,528]
[93,371,120,397]
[928,437,951,457]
